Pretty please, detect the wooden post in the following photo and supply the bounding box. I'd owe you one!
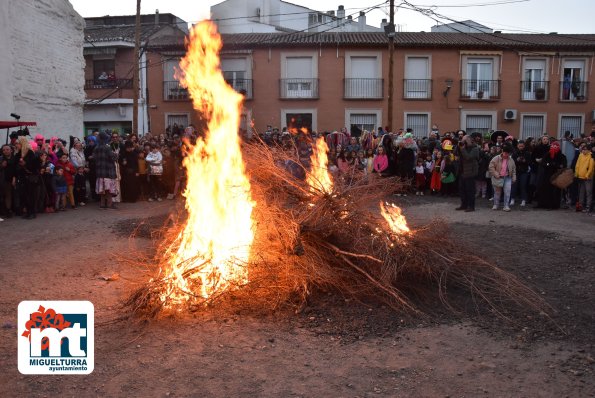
[387,0,395,132]
[132,0,141,135]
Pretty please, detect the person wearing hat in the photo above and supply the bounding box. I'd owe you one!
[488,145,517,211]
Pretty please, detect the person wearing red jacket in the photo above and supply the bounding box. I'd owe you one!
[57,153,77,209]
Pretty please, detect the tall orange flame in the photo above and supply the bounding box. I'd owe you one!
[160,22,255,305]
[306,137,333,194]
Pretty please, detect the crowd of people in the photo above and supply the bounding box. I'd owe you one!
[260,125,594,214]
[0,130,185,221]
[1,124,594,222]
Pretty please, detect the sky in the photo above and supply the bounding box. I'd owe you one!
[69,0,595,34]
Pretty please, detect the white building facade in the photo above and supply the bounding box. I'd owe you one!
[0,0,85,140]
[212,0,382,33]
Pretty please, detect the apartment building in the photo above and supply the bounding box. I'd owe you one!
[147,30,594,139]
[83,13,187,135]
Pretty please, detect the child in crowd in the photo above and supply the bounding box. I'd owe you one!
[364,148,375,175]
[440,155,456,196]
[39,152,55,213]
[74,166,87,206]
[424,154,433,191]
[137,151,148,200]
[430,151,443,194]
[53,166,67,211]
[415,158,426,195]
[57,153,76,209]
[373,146,389,176]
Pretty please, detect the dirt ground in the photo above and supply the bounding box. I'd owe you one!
[1,195,593,398]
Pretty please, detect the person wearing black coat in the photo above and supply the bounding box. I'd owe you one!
[534,140,567,209]
[119,141,140,202]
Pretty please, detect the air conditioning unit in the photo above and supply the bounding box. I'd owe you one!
[504,109,517,120]
[591,109,595,122]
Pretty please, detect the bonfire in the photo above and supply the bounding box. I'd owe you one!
[126,21,547,319]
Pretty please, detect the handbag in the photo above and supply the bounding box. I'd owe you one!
[149,164,163,175]
[550,168,573,189]
[440,172,455,184]
[491,176,504,187]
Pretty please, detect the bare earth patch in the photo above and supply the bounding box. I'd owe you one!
[1,198,593,397]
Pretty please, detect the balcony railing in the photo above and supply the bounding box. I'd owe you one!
[403,79,432,99]
[559,81,588,101]
[460,79,501,100]
[521,81,549,101]
[85,79,132,89]
[164,81,189,101]
[279,78,319,99]
[225,79,253,99]
[344,78,383,99]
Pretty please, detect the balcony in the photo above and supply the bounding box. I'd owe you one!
[344,78,383,99]
[164,81,189,101]
[225,79,253,99]
[279,78,319,99]
[521,81,549,101]
[460,79,501,100]
[559,81,588,101]
[85,79,132,90]
[403,79,432,100]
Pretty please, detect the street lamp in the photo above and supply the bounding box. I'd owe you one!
[443,79,453,97]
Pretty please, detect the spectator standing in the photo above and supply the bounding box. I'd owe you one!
[53,166,67,211]
[74,167,87,206]
[84,135,98,201]
[512,140,531,207]
[69,141,86,170]
[489,145,517,211]
[534,141,567,210]
[1,144,16,217]
[373,146,389,175]
[574,144,594,213]
[456,136,479,212]
[57,153,76,209]
[145,144,163,201]
[93,132,118,209]
[15,137,41,219]
[119,141,140,202]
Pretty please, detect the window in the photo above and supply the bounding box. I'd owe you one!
[344,52,382,99]
[520,115,545,139]
[522,59,547,100]
[561,59,587,101]
[404,56,431,99]
[163,58,188,100]
[559,115,583,138]
[349,114,377,137]
[166,114,189,131]
[466,115,493,136]
[461,55,500,99]
[221,57,251,98]
[281,108,317,132]
[93,59,115,80]
[281,55,317,99]
[404,113,429,137]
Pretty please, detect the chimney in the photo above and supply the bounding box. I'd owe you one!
[337,5,345,20]
[358,11,366,31]
[381,18,388,29]
[154,9,159,25]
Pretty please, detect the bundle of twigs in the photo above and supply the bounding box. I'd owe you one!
[125,141,548,319]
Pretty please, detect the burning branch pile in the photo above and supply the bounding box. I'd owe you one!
[125,21,548,319]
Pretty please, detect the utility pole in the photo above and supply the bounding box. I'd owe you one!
[132,0,141,135]
[387,0,395,132]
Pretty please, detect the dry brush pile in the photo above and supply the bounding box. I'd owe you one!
[126,141,549,320]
